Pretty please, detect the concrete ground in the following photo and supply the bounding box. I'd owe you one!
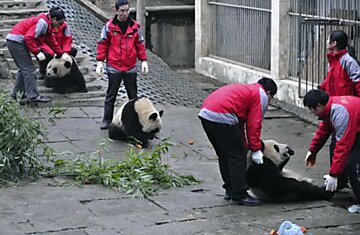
[0,70,359,235]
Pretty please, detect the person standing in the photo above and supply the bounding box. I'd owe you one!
[198,77,277,206]
[303,89,360,213]
[315,30,360,190]
[37,7,77,81]
[5,7,65,103]
[96,0,148,130]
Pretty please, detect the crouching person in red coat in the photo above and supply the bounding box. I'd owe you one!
[303,89,360,213]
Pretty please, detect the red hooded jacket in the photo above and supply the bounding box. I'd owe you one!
[320,49,360,97]
[96,17,147,72]
[198,83,269,152]
[309,96,360,176]
[6,13,63,56]
[39,21,72,56]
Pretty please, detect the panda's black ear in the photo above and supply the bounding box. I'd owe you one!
[149,113,158,121]
[274,144,280,153]
[64,61,71,69]
[159,110,164,117]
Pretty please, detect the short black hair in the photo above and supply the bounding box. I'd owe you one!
[115,0,130,10]
[329,30,348,50]
[49,6,65,21]
[257,77,277,96]
[303,89,329,109]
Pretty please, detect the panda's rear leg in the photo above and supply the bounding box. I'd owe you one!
[44,76,53,88]
[108,124,127,140]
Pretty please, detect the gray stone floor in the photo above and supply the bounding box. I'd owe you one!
[1,75,359,234]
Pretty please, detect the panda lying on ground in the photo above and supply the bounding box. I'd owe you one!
[246,140,334,202]
[108,97,163,147]
[45,53,88,94]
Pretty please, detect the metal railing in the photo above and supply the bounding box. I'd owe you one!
[208,0,271,70]
[288,0,360,97]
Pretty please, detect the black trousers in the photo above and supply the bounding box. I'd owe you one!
[199,117,248,200]
[103,72,137,121]
[344,133,360,203]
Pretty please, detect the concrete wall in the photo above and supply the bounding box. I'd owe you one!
[148,11,194,68]
[91,0,195,68]
[195,0,314,120]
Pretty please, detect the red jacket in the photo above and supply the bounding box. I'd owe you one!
[198,83,269,151]
[39,21,72,56]
[309,96,360,176]
[96,17,147,72]
[320,49,360,97]
[6,13,63,55]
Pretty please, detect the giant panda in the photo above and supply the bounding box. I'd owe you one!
[108,97,163,147]
[45,53,87,94]
[246,139,334,202]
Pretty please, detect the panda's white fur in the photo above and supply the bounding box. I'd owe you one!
[45,53,87,94]
[246,139,334,202]
[46,53,73,78]
[109,97,163,146]
[247,140,313,183]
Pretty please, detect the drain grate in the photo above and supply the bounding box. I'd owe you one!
[47,0,209,108]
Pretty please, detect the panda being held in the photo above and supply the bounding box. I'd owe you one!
[45,53,88,94]
[108,97,163,148]
[246,140,334,202]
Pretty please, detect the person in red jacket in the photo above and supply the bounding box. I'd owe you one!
[198,77,277,206]
[6,7,65,103]
[37,7,77,80]
[96,0,148,130]
[303,89,360,213]
[318,30,360,190]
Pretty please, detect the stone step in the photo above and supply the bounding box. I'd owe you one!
[37,75,98,87]
[39,85,104,95]
[0,28,12,37]
[53,96,105,107]
[0,39,6,47]
[10,66,90,78]
[0,8,48,20]
[0,18,22,28]
[0,0,42,9]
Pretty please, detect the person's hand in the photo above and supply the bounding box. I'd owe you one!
[54,53,63,59]
[304,151,316,167]
[251,150,264,164]
[36,52,46,61]
[141,61,148,75]
[59,53,70,60]
[96,61,104,77]
[324,174,338,192]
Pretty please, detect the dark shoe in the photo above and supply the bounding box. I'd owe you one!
[230,195,261,206]
[30,95,52,103]
[224,191,230,201]
[100,120,111,130]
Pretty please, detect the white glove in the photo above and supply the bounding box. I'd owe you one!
[96,61,104,77]
[324,174,338,192]
[60,53,71,60]
[141,61,148,75]
[251,150,264,165]
[36,52,46,61]
[304,151,316,167]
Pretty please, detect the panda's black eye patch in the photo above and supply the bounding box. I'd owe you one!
[53,68,57,74]
[274,144,280,153]
[64,61,71,69]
